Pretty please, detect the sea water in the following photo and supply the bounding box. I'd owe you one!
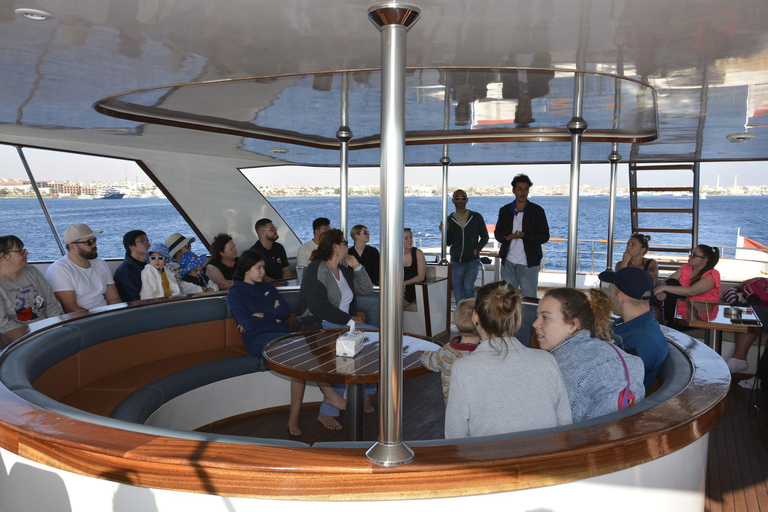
[1,195,766,271]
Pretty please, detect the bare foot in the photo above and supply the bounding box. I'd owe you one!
[287,419,301,436]
[364,394,375,414]
[318,415,343,430]
[324,393,346,411]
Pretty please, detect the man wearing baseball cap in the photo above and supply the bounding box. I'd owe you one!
[599,267,669,389]
[44,223,121,312]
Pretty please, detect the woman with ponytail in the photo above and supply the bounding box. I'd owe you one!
[444,281,572,438]
[533,288,645,423]
[654,244,721,326]
[616,233,658,284]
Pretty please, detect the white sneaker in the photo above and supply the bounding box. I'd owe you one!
[726,358,749,374]
[738,376,761,389]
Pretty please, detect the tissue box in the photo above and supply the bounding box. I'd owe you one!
[336,330,365,358]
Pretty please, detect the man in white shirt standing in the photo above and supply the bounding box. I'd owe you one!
[296,217,331,268]
[494,174,550,299]
[45,223,121,313]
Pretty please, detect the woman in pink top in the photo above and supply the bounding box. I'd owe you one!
[654,244,720,326]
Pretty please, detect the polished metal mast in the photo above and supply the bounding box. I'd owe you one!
[337,72,352,238]
[366,2,420,467]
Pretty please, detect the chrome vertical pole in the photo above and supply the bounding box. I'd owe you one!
[338,73,352,238]
[366,2,420,467]
[606,57,622,272]
[440,76,451,264]
[439,152,451,265]
[15,146,65,255]
[606,146,621,271]
[566,73,587,288]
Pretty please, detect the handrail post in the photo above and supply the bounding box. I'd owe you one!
[606,145,621,272]
[439,79,451,265]
[337,72,352,239]
[15,146,65,255]
[566,73,587,288]
[366,2,420,467]
[439,153,451,265]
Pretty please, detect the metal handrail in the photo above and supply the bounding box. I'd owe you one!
[407,236,768,273]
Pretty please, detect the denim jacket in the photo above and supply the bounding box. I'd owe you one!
[551,329,645,423]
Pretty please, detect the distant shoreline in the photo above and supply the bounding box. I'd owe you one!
[2,193,767,199]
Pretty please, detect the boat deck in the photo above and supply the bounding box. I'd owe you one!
[199,327,768,509]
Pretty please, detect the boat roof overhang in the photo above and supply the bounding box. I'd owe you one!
[1,0,767,167]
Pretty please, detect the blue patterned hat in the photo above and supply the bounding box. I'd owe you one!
[146,243,171,263]
[179,251,206,277]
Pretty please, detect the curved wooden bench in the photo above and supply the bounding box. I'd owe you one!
[0,294,729,505]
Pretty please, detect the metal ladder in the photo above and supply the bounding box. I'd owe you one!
[628,162,701,273]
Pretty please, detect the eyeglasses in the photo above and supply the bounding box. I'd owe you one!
[362,229,370,235]
[73,238,97,247]
[7,248,28,254]
[689,251,706,259]
[136,238,151,245]
[148,255,166,261]
[453,196,467,200]
[339,240,349,246]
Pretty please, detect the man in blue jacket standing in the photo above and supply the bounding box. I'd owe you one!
[444,189,489,304]
[495,174,550,299]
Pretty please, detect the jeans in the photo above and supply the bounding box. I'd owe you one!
[451,259,483,304]
[502,261,540,299]
[355,294,381,328]
[244,331,286,371]
[319,320,377,417]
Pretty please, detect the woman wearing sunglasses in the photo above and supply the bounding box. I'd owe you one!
[654,244,720,326]
[0,235,63,334]
[140,243,180,300]
[348,224,379,286]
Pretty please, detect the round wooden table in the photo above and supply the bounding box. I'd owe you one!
[263,329,442,441]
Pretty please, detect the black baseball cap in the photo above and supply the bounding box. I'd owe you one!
[598,267,654,300]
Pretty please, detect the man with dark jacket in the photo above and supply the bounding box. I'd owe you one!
[113,230,150,302]
[495,174,549,299]
[444,189,489,303]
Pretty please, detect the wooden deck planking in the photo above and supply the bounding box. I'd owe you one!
[198,371,446,443]
[706,378,768,512]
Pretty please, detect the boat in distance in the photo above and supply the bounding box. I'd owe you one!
[94,187,125,200]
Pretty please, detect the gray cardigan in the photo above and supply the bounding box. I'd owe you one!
[295,259,374,329]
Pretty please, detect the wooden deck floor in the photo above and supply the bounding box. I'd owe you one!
[197,371,446,443]
[706,375,768,512]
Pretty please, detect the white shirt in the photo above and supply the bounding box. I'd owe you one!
[506,209,528,265]
[296,240,318,268]
[45,255,114,310]
[334,272,354,314]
